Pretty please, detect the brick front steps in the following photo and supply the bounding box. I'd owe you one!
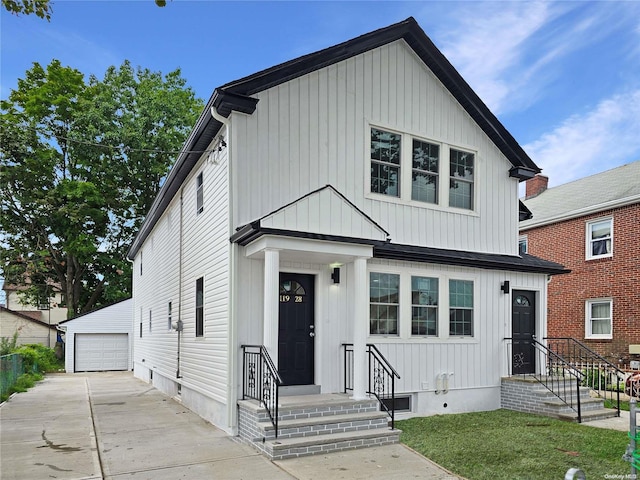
[237,393,400,460]
[501,376,619,422]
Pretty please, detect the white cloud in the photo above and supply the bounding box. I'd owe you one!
[524,90,640,187]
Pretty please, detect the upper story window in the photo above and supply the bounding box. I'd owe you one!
[369,272,399,335]
[167,301,172,331]
[411,140,439,204]
[518,235,528,254]
[586,218,612,259]
[368,126,476,211]
[196,172,204,215]
[585,299,612,339]
[370,128,401,197]
[411,276,438,336]
[449,279,474,336]
[449,149,474,210]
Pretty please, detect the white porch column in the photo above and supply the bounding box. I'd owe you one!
[352,256,368,400]
[263,249,280,364]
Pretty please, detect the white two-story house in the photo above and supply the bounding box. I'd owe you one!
[128,17,566,456]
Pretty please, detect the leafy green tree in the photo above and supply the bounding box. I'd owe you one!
[1,60,203,317]
[2,0,52,20]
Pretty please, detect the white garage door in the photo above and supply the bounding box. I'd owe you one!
[75,333,129,371]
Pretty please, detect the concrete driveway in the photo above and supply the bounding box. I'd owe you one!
[1,372,460,480]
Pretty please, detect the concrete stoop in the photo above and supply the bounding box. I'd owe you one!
[501,376,619,423]
[237,393,400,460]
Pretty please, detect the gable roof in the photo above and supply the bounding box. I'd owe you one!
[0,306,57,330]
[58,297,132,325]
[231,185,389,245]
[521,161,640,230]
[128,17,539,259]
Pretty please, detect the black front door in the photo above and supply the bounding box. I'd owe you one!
[512,290,536,375]
[278,273,314,386]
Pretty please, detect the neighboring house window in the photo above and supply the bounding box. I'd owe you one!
[518,235,528,254]
[586,218,612,259]
[411,276,438,336]
[371,128,401,197]
[168,301,172,331]
[449,149,474,210]
[369,272,399,335]
[449,279,473,336]
[196,172,204,215]
[411,139,439,204]
[586,299,612,339]
[195,277,204,337]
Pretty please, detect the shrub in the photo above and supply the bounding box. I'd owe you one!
[14,344,62,373]
[0,331,20,355]
[0,372,43,403]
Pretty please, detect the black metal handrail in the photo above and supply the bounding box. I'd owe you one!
[505,337,583,422]
[241,345,282,438]
[545,337,623,417]
[342,343,401,429]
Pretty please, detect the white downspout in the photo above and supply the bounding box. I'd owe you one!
[211,106,238,434]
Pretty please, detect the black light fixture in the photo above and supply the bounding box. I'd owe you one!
[501,281,510,294]
[331,267,341,284]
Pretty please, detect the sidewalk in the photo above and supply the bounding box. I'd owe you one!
[0,372,460,480]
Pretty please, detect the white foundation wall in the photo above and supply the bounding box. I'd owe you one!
[231,39,520,257]
[131,132,233,431]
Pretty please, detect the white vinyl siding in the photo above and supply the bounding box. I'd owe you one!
[132,131,230,410]
[232,40,519,256]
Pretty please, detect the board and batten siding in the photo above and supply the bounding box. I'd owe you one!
[231,40,519,256]
[365,260,547,394]
[132,135,231,427]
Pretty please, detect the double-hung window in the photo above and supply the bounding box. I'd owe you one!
[585,299,612,339]
[586,218,612,259]
[518,235,528,254]
[370,128,401,197]
[411,276,438,336]
[195,277,204,337]
[449,279,474,336]
[411,140,439,204]
[449,149,474,210]
[369,272,399,335]
[167,301,173,331]
[196,172,204,215]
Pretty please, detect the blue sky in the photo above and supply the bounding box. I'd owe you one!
[2,1,639,190]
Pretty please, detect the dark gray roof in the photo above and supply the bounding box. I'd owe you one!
[521,161,640,229]
[128,17,540,259]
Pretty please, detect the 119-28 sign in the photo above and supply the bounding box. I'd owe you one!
[280,295,304,303]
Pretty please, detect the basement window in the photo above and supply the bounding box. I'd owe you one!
[379,395,411,412]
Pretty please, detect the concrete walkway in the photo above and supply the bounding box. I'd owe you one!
[1,372,460,480]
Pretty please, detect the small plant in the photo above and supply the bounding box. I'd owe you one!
[0,372,43,402]
[0,331,20,355]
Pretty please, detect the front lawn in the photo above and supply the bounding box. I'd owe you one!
[398,409,629,480]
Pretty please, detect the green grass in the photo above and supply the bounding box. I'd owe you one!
[398,409,630,480]
[0,372,43,402]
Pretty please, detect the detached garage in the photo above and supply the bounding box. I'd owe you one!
[59,298,133,373]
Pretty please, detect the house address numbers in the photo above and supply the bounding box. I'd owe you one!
[280,295,304,303]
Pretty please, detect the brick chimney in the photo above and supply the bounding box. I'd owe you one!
[526,174,549,199]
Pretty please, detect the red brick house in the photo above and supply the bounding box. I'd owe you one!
[519,161,640,366]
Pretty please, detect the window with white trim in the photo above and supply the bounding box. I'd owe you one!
[370,128,401,197]
[585,299,612,339]
[167,301,172,331]
[411,276,438,336]
[518,235,528,254]
[369,272,399,335]
[368,126,476,210]
[449,279,474,336]
[586,218,612,259]
[449,149,474,210]
[196,172,204,215]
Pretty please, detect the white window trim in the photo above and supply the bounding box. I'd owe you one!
[367,266,477,342]
[585,298,613,340]
[365,122,478,214]
[585,217,613,260]
[518,235,528,254]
